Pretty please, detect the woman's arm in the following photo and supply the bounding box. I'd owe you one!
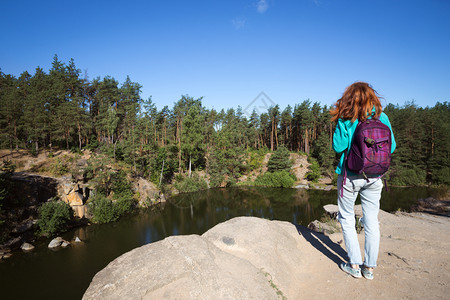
[332,119,349,154]
[380,113,396,153]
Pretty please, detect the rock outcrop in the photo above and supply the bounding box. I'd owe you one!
[133,177,161,206]
[83,217,305,299]
[58,176,90,218]
[81,210,450,300]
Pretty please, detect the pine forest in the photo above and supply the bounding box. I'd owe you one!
[0,56,449,188]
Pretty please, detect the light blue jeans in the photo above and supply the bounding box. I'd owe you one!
[337,174,383,268]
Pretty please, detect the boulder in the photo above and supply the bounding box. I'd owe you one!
[66,191,84,206]
[307,220,341,236]
[61,182,74,195]
[83,217,306,300]
[133,177,161,206]
[20,242,35,251]
[3,236,23,249]
[295,184,309,189]
[75,237,82,243]
[72,205,87,218]
[48,237,64,248]
[323,204,363,218]
[323,204,339,219]
[12,219,35,234]
[61,241,71,248]
[0,249,12,259]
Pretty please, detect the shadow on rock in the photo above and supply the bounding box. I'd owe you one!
[295,224,347,266]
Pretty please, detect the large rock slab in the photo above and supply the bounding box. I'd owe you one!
[133,177,161,206]
[66,191,84,206]
[83,217,306,299]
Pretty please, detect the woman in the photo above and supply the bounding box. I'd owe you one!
[330,82,396,280]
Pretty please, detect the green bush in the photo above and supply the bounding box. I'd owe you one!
[37,200,73,235]
[174,173,208,193]
[431,167,450,186]
[254,171,295,188]
[114,192,136,216]
[305,157,321,182]
[88,193,136,224]
[247,148,268,171]
[390,168,426,186]
[50,158,69,176]
[267,146,292,172]
[1,160,16,174]
[89,195,118,224]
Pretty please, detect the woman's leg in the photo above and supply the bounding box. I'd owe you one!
[337,175,363,266]
[359,178,383,268]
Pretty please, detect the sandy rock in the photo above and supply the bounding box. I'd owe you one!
[61,183,73,195]
[72,205,87,218]
[133,177,160,206]
[323,204,362,218]
[0,249,12,259]
[295,184,309,189]
[3,236,23,249]
[61,241,71,248]
[66,191,84,206]
[20,242,35,251]
[323,204,339,218]
[307,219,340,235]
[411,197,450,216]
[83,211,450,300]
[48,237,64,248]
[83,217,305,300]
[12,219,34,234]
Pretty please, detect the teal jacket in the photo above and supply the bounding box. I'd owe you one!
[332,111,396,175]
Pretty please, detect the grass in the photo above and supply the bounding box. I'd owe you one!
[259,269,287,300]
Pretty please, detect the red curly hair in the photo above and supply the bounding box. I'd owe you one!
[330,82,383,123]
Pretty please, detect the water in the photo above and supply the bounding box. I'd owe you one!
[0,186,442,299]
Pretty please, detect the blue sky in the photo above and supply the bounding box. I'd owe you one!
[1,0,449,112]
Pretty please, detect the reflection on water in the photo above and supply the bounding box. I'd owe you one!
[0,186,441,299]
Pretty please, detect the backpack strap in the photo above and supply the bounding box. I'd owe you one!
[341,149,348,198]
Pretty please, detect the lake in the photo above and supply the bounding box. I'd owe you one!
[0,186,442,299]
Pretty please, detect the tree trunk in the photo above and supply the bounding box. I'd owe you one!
[14,120,18,151]
[66,128,69,150]
[177,117,182,172]
[275,123,278,149]
[188,155,192,178]
[305,128,309,153]
[270,117,274,151]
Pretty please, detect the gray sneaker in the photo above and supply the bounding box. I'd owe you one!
[361,267,374,280]
[340,262,362,278]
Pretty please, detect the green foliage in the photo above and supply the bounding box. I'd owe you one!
[37,199,73,235]
[254,171,296,188]
[305,157,321,182]
[267,145,292,172]
[311,132,335,171]
[149,147,177,185]
[174,173,208,193]
[1,160,16,174]
[247,148,268,171]
[88,193,136,224]
[431,167,450,186]
[0,161,15,236]
[390,168,427,186]
[88,195,117,224]
[87,157,131,197]
[50,158,69,176]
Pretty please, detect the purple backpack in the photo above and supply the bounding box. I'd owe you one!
[346,118,392,177]
[340,118,392,196]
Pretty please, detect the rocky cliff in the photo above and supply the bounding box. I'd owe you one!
[84,211,450,299]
